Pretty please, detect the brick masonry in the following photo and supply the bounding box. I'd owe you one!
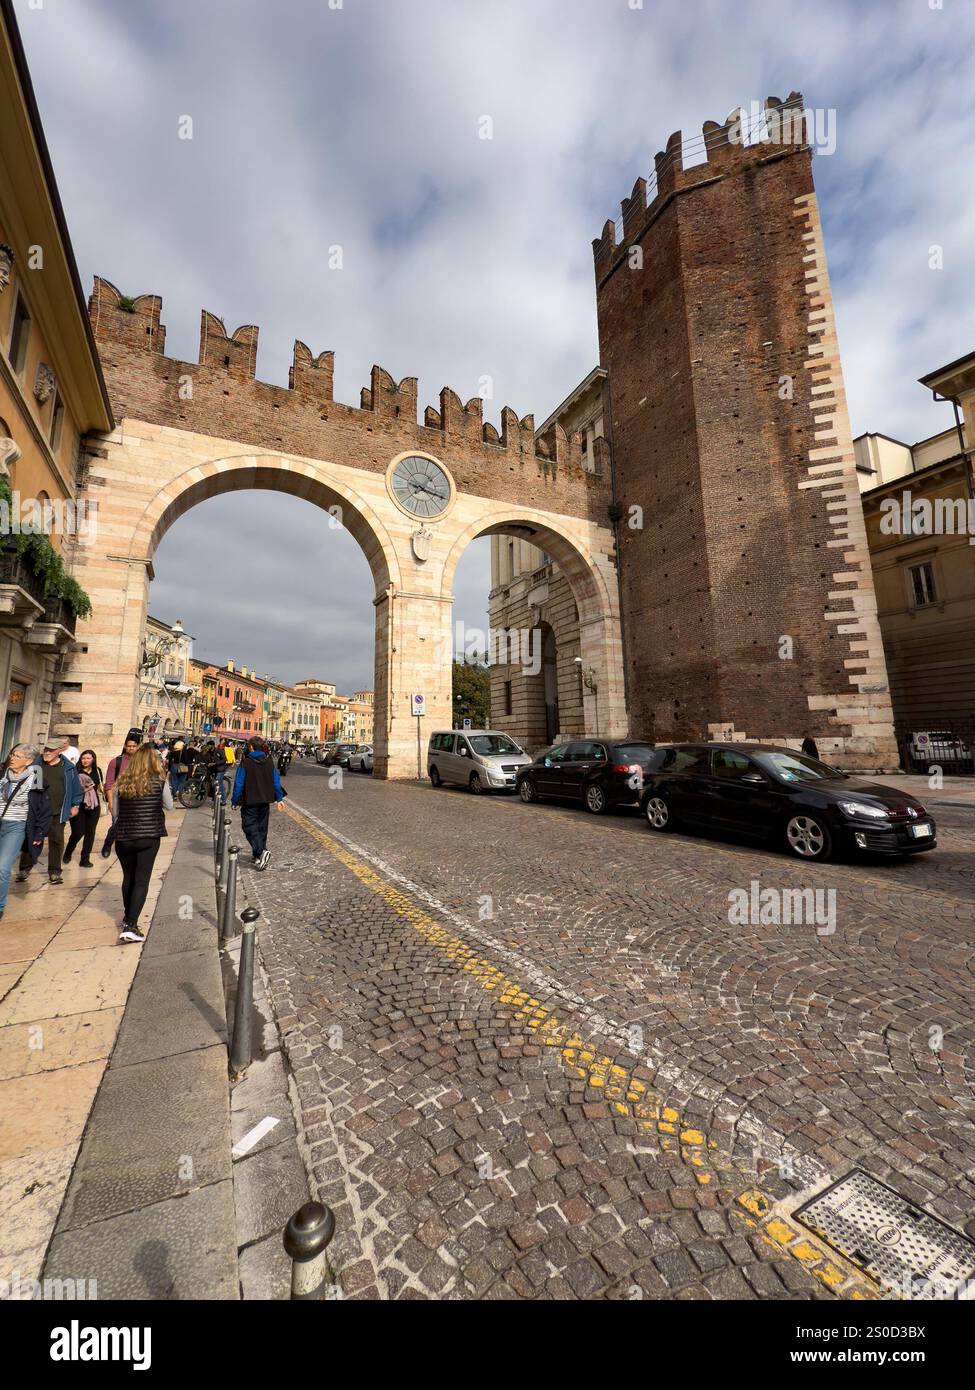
[594,95,897,766]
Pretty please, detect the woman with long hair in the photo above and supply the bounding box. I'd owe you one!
[0,743,51,922]
[112,742,173,944]
[63,749,102,868]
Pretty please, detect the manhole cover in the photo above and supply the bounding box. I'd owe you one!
[794,1169,975,1299]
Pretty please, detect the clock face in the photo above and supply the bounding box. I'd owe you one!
[390,455,451,518]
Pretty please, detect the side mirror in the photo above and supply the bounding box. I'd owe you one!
[742,772,766,785]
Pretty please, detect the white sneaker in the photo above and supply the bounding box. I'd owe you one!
[258,849,271,871]
[118,925,145,944]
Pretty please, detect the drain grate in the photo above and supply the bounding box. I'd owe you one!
[794,1169,975,1299]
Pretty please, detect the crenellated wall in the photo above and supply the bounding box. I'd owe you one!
[86,277,609,526]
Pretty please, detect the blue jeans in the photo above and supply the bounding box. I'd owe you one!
[0,818,27,913]
[170,769,187,794]
[209,768,227,804]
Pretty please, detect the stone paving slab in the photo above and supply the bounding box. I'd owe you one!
[55,1038,231,1234]
[44,1180,238,1300]
[111,948,226,1067]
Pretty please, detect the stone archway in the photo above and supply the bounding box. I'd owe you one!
[63,440,410,772]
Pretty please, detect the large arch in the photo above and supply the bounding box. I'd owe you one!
[66,445,405,772]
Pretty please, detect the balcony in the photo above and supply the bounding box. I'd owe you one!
[25,594,77,651]
[0,543,46,630]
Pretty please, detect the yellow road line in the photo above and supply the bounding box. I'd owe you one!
[283,802,882,1299]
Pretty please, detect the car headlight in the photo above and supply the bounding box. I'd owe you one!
[838,801,889,819]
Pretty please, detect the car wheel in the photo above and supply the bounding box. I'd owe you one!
[519,778,537,804]
[644,795,676,832]
[469,772,483,795]
[585,783,607,815]
[784,814,832,860]
[429,766,441,787]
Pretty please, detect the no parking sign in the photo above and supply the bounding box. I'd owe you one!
[412,693,426,717]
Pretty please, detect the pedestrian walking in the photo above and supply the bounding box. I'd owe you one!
[15,738,82,885]
[801,735,820,759]
[63,749,103,867]
[101,731,142,858]
[203,740,228,804]
[112,742,173,944]
[232,735,286,870]
[168,737,189,795]
[0,744,52,922]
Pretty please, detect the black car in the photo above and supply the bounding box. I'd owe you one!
[516,738,660,814]
[326,743,359,768]
[640,743,937,861]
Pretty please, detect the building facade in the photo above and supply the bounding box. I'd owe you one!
[261,678,289,742]
[137,615,193,736]
[857,351,975,751]
[0,5,113,755]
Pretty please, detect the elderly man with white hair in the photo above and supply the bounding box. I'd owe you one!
[14,737,82,886]
[0,743,52,920]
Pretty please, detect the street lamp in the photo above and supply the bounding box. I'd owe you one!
[574,657,599,734]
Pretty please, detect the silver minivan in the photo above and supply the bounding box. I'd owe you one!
[428,729,531,794]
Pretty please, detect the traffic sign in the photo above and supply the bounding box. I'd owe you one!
[202,721,212,733]
[412,693,426,717]
[462,718,471,730]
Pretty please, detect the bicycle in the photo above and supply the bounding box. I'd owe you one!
[178,766,229,809]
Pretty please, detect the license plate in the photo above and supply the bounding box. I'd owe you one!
[909,823,933,838]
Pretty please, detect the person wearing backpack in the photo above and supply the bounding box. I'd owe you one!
[100,731,142,859]
[0,743,52,921]
[232,735,287,870]
[112,742,173,944]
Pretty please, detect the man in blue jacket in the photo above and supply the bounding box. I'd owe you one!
[16,737,82,885]
[232,735,286,870]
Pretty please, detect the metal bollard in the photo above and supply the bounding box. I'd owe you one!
[216,809,227,874]
[217,814,230,886]
[230,907,259,1077]
[220,846,239,943]
[283,1202,335,1300]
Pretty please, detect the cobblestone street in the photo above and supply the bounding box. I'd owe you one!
[241,764,975,1301]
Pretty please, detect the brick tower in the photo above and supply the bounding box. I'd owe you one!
[594,94,897,766]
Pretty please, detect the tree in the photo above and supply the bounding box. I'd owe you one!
[452,659,490,727]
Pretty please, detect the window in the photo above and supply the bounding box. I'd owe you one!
[8,295,30,377]
[909,562,937,607]
[566,742,599,761]
[656,746,710,775]
[711,748,755,779]
[504,680,512,716]
[49,392,64,450]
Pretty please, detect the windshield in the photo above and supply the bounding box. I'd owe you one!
[757,751,847,783]
[468,735,522,756]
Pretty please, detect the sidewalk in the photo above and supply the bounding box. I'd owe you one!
[12,805,312,1301]
[868,774,975,809]
[40,810,238,1299]
[0,812,183,1293]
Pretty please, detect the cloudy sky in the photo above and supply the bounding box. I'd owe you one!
[15,0,975,691]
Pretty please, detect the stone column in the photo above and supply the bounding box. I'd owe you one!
[374,586,452,779]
